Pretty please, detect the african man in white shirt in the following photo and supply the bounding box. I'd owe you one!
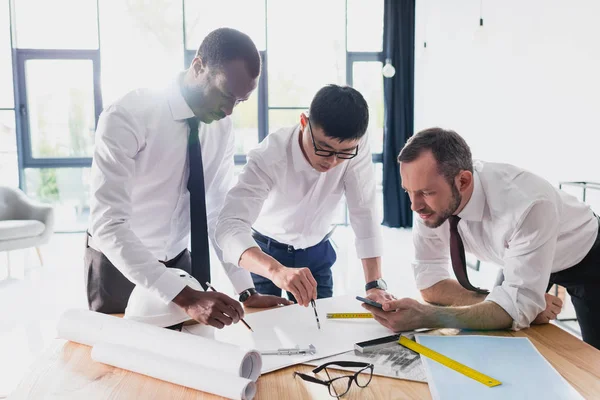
[363,127,600,349]
[86,28,290,330]
[216,85,394,307]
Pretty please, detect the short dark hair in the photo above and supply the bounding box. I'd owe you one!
[309,85,369,142]
[196,28,261,78]
[398,127,473,183]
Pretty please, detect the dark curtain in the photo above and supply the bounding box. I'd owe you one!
[382,0,415,228]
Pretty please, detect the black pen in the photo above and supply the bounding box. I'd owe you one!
[205,282,254,332]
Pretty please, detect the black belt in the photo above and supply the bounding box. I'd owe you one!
[251,228,335,252]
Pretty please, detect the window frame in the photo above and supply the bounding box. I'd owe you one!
[5,0,386,230]
[347,51,385,164]
[14,48,102,171]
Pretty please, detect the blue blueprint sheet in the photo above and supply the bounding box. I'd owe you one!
[416,335,583,400]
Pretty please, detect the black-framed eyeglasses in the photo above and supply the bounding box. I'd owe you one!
[293,361,374,398]
[307,118,359,160]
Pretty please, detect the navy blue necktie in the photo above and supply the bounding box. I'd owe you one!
[449,216,489,294]
[186,117,210,290]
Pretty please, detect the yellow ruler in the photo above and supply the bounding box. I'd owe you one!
[398,336,502,388]
[326,313,373,319]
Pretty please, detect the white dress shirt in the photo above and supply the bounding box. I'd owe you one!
[412,161,598,330]
[216,125,383,267]
[89,78,254,304]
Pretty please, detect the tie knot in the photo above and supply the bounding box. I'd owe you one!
[449,215,461,229]
[187,117,200,144]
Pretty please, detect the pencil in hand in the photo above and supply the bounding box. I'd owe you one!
[205,282,254,332]
[311,299,321,330]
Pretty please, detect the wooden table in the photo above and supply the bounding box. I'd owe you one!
[11,322,600,399]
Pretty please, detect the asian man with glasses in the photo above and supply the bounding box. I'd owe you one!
[216,84,394,307]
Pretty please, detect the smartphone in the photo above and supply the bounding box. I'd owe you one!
[356,295,383,309]
[355,334,401,352]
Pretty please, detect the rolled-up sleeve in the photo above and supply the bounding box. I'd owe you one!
[486,200,558,330]
[205,121,255,294]
[90,105,185,303]
[412,217,452,290]
[215,151,274,271]
[344,135,383,259]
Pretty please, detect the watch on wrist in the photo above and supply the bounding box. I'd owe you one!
[365,278,387,291]
[239,288,258,303]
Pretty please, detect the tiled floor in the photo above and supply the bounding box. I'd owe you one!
[0,226,580,397]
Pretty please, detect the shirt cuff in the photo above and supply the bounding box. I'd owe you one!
[355,235,383,259]
[222,232,260,266]
[149,268,188,304]
[485,285,524,331]
[412,262,452,290]
[225,264,256,294]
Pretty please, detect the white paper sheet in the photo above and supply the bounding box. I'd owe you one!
[214,295,394,373]
[57,309,261,381]
[416,335,584,400]
[92,343,256,400]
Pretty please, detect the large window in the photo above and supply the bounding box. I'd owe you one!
[3,0,385,231]
[10,0,101,232]
[267,0,346,109]
[22,59,96,159]
[352,61,385,155]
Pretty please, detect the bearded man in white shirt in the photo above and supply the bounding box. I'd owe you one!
[86,28,290,329]
[364,127,600,350]
[216,85,394,307]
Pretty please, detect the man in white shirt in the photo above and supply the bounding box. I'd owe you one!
[216,85,394,307]
[86,28,290,329]
[364,127,600,349]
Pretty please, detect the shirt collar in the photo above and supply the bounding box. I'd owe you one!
[457,165,485,222]
[291,124,319,174]
[167,73,195,121]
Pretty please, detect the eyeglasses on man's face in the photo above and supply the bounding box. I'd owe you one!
[307,119,359,160]
[293,361,374,398]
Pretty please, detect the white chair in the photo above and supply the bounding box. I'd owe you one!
[0,186,54,275]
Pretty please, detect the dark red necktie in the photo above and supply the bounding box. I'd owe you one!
[449,215,489,294]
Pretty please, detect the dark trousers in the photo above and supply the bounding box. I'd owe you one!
[84,235,191,314]
[550,217,600,350]
[251,236,337,301]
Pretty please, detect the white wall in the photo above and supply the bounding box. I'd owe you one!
[414,0,600,188]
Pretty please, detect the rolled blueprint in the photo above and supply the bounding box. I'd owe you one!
[57,309,261,381]
[92,343,256,400]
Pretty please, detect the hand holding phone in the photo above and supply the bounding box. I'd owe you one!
[356,295,383,309]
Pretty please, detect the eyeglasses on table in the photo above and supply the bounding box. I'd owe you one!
[293,361,374,398]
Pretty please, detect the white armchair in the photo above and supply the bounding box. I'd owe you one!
[0,186,54,273]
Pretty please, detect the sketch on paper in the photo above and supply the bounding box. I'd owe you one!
[306,342,427,383]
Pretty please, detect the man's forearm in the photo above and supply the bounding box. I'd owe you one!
[421,279,487,306]
[361,257,382,284]
[423,301,513,330]
[238,247,282,279]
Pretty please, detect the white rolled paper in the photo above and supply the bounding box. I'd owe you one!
[57,309,261,381]
[92,343,256,400]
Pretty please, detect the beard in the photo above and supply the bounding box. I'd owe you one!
[422,183,462,228]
